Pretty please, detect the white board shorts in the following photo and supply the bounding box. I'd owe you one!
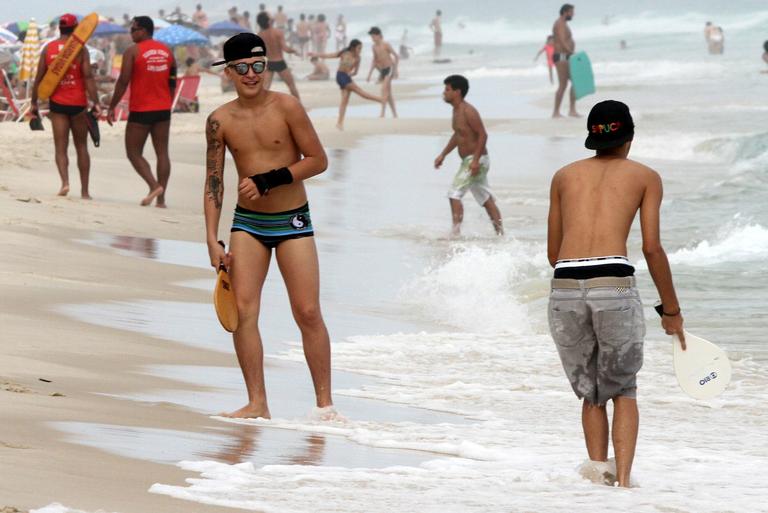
[447,154,493,206]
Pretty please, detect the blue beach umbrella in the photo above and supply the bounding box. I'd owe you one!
[154,24,209,48]
[206,20,247,36]
[94,21,128,37]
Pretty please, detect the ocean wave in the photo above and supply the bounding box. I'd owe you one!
[151,328,768,513]
[637,224,768,268]
[594,60,727,86]
[631,131,768,168]
[399,240,548,333]
[343,9,768,48]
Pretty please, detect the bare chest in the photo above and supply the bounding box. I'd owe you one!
[224,114,296,171]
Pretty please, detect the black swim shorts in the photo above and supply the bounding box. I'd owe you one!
[49,100,86,116]
[128,110,172,125]
[267,60,288,73]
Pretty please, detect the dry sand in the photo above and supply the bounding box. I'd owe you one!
[0,69,450,513]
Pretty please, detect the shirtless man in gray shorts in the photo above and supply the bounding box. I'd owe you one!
[547,100,685,487]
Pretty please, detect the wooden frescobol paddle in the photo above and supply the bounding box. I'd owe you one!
[214,241,238,333]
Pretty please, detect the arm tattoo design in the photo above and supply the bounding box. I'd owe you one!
[206,116,224,210]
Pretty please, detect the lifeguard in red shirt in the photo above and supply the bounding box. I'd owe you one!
[108,16,177,207]
[31,13,101,198]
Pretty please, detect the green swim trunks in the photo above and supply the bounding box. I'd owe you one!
[447,154,493,206]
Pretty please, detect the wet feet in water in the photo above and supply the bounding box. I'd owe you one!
[220,403,271,419]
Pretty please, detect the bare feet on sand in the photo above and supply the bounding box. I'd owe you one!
[140,186,164,206]
[552,112,564,119]
[57,185,70,196]
[220,403,271,419]
[155,202,167,209]
[81,193,92,200]
[568,110,582,118]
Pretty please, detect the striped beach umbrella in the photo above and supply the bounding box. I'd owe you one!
[18,19,40,82]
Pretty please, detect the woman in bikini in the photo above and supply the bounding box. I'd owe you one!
[312,39,386,130]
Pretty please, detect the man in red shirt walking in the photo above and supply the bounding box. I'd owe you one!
[31,14,101,198]
[108,16,176,207]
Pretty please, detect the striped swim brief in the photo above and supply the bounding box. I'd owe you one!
[231,202,314,249]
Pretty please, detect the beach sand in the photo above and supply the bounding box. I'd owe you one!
[0,72,451,512]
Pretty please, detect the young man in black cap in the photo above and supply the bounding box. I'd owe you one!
[204,33,335,419]
[547,100,685,487]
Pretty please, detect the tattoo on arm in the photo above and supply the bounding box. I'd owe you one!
[206,115,224,210]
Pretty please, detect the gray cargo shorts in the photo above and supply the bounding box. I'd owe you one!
[548,276,645,405]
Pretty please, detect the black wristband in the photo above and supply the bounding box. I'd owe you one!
[662,308,681,317]
[249,167,293,196]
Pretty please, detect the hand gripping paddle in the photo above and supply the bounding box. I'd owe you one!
[214,241,238,333]
[654,303,731,400]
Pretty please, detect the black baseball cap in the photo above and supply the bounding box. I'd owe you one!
[212,33,267,66]
[584,100,635,150]
[368,26,382,35]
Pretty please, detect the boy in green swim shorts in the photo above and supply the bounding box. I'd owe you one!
[435,75,503,236]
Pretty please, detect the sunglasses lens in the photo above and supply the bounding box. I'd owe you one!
[231,61,266,75]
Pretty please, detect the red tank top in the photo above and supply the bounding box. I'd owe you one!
[130,39,173,112]
[45,40,87,106]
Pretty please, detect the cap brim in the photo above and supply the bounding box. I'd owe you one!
[585,132,633,150]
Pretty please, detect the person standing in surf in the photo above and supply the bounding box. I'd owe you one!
[552,4,579,118]
[547,100,685,487]
[311,39,386,130]
[107,16,176,208]
[430,10,443,59]
[434,75,503,237]
[534,35,556,85]
[204,33,336,419]
[762,40,768,72]
[30,14,101,199]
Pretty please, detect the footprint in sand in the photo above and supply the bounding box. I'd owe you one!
[1,381,31,394]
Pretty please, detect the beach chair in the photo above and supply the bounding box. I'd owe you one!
[100,86,130,122]
[172,75,200,113]
[0,69,31,121]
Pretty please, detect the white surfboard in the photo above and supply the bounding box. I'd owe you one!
[672,331,731,400]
